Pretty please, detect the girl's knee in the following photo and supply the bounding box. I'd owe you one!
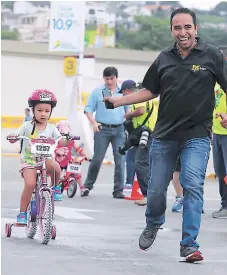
[46,159,58,170]
[46,159,54,169]
[54,161,61,173]
[23,169,37,189]
[46,161,61,176]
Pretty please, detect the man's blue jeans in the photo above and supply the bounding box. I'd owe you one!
[145,137,211,248]
[212,134,227,209]
[84,125,125,195]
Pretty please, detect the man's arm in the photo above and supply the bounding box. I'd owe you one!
[125,106,145,120]
[85,112,96,125]
[104,88,158,108]
[215,51,227,127]
[84,89,101,132]
[216,51,227,96]
[103,58,160,108]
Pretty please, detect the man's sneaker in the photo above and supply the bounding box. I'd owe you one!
[135,197,147,206]
[124,184,132,189]
[180,246,203,262]
[139,226,160,250]
[53,186,63,201]
[212,207,227,218]
[17,212,27,225]
[113,193,124,199]
[172,196,183,212]
[81,187,89,197]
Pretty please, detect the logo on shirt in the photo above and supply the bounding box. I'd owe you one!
[191,65,207,72]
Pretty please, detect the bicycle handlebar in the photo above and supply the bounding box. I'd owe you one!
[72,156,91,165]
[7,135,63,144]
[7,135,80,143]
[62,134,80,140]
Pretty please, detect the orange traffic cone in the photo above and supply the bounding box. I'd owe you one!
[124,177,144,200]
[224,175,227,185]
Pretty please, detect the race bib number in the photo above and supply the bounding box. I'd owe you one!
[31,143,54,155]
[67,163,80,173]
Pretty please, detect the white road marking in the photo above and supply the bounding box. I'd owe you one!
[13,206,105,220]
[54,206,94,220]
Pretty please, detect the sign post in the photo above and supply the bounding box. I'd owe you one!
[49,1,86,133]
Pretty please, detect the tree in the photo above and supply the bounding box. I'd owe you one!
[1,30,19,40]
[116,15,227,51]
[117,16,172,50]
[1,1,14,10]
[199,27,227,47]
[213,1,227,12]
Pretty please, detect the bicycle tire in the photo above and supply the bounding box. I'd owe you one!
[26,196,37,239]
[39,191,53,244]
[67,180,78,198]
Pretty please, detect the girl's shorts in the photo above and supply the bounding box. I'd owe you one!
[19,159,43,177]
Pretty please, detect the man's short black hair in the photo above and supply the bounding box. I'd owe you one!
[103,67,118,78]
[170,8,197,30]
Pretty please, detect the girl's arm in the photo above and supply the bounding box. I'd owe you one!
[73,142,91,159]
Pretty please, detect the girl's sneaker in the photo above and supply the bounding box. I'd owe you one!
[53,186,63,201]
[17,212,27,225]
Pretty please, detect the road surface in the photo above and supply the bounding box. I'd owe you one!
[1,156,226,275]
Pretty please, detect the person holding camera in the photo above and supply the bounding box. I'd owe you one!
[119,80,158,206]
[83,67,129,199]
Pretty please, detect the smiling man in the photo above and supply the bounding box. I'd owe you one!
[103,8,227,262]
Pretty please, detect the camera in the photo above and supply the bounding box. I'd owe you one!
[123,119,134,136]
[118,136,134,155]
[139,129,151,148]
[118,126,151,155]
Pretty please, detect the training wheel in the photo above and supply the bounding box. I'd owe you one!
[51,225,56,240]
[5,223,12,237]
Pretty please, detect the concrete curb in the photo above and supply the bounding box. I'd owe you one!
[1,153,19,157]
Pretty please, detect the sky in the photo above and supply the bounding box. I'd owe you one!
[180,0,226,10]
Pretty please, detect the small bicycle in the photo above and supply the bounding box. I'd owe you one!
[5,135,67,244]
[60,157,90,198]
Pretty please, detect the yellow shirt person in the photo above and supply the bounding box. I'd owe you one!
[213,83,227,135]
[132,99,158,131]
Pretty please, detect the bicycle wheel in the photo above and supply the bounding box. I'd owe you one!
[67,180,78,198]
[26,196,37,239]
[39,191,53,244]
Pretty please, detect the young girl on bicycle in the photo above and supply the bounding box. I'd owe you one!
[55,120,90,197]
[8,89,66,225]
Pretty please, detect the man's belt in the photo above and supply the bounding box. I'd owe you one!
[99,123,122,128]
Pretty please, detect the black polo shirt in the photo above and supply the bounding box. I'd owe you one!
[142,38,227,140]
